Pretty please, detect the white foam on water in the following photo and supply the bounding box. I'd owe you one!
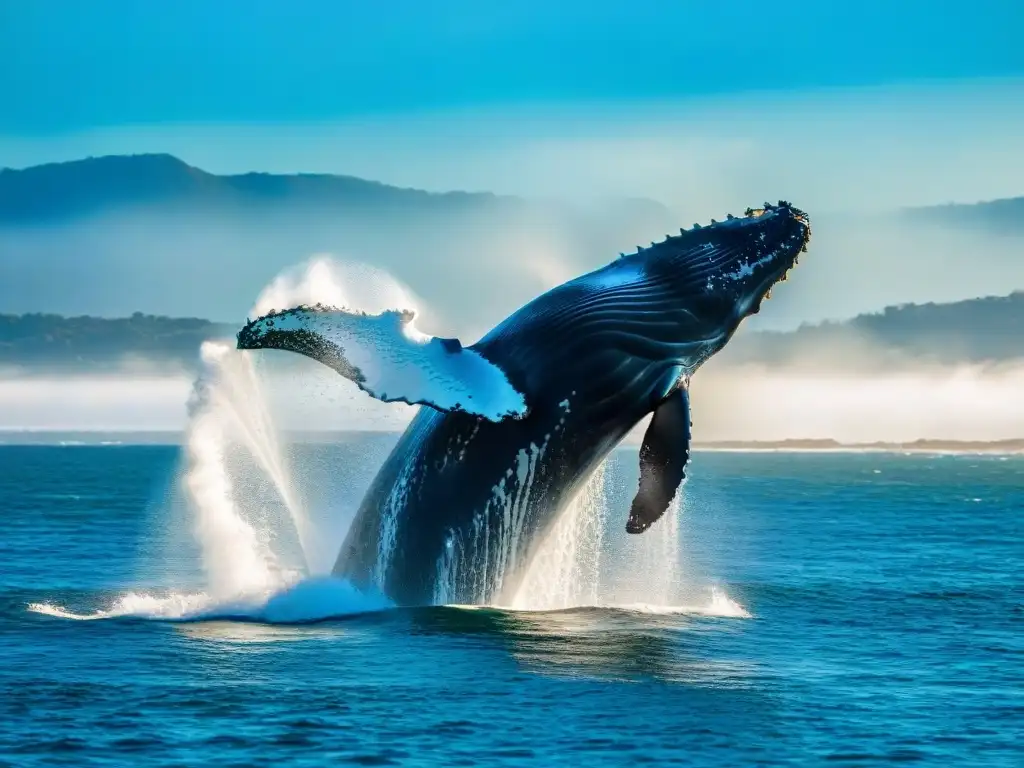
[610,587,752,619]
[27,576,393,623]
[450,587,750,619]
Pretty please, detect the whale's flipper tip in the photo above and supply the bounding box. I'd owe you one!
[625,515,654,534]
[237,306,528,422]
[627,387,692,534]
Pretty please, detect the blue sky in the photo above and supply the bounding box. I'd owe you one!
[3,0,1023,134]
[2,1,1024,215]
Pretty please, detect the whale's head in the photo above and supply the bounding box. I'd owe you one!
[635,201,811,367]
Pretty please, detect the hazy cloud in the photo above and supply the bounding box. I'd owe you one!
[689,362,1024,443]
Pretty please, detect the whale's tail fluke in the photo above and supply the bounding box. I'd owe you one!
[236,305,528,421]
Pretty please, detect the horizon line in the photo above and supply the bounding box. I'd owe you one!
[1,427,1021,446]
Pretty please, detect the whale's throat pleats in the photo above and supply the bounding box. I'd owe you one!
[471,259,716,406]
[627,386,692,534]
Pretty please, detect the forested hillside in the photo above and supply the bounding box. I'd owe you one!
[4,292,1022,372]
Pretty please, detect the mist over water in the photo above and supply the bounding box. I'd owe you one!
[692,361,1024,443]
[4,359,1023,445]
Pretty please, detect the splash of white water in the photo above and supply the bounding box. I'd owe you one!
[603,496,684,607]
[510,463,609,610]
[183,340,310,596]
[30,256,419,623]
[181,255,426,603]
[176,256,424,609]
[30,254,746,623]
[251,256,422,320]
[27,336,394,621]
[508,467,703,612]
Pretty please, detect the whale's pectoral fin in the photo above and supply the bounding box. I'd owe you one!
[626,386,692,534]
[236,305,528,421]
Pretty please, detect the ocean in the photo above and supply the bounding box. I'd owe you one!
[1,439,1021,767]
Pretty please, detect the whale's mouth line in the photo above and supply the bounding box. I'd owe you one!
[740,200,811,315]
[622,201,811,317]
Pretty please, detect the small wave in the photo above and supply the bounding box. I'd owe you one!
[452,587,751,619]
[613,589,753,619]
[27,577,394,624]
[31,582,749,624]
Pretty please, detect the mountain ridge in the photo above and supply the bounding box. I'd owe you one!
[902,197,1024,234]
[0,153,674,226]
[0,153,517,225]
[4,153,1022,227]
[719,290,1024,368]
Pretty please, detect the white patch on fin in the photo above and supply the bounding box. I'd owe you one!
[238,306,528,421]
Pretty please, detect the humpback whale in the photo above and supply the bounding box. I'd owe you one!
[237,202,811,606]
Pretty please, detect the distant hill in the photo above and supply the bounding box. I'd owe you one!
[0,313,232,372]
[903,197,1024,235]
[719,291,1024,369]
[3,292,1022,373]
[6,154,1017,233]
[0,154,513,225]
[0,153,671,230]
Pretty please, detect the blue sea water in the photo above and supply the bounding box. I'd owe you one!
[1,440,1022,767]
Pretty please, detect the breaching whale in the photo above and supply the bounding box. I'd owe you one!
[237,202,811,606]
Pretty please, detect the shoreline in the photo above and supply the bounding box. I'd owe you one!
[695,439,1024,454]
[1,430,1022,455]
